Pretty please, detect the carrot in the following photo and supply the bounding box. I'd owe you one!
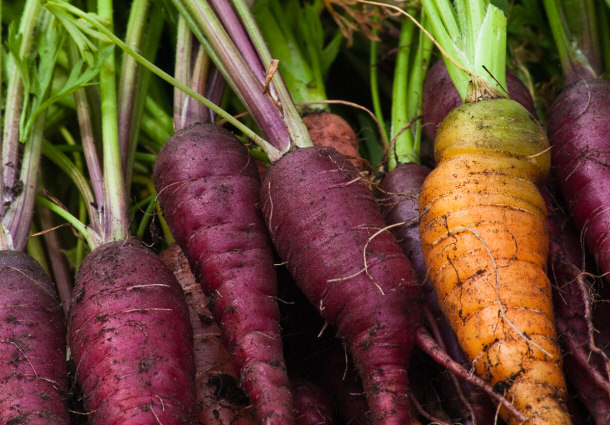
[260,146,421,425]
[290,373,335,425]
[155,21,292,422]
[42,3,198,423]
[543,0,610,285]
[419,98,568,424]
[380,163,430,283]
[418,1,569,423]
[160,245,258,425]
[69,240,196,423]
[176,2,422,423]
[542,184,610,425]
[0,251,69,424]
[0,3,69,423]
[153,123,293,425]
[302,112,363,170]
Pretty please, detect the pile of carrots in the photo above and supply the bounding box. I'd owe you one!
[2,0,610,424]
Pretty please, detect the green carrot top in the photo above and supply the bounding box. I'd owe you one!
[421,0,507,103]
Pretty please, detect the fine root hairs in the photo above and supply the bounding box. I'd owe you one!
[326,221,406,296]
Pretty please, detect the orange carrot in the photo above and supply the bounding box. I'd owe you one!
[419,99,569,425]
[301,112,363,171]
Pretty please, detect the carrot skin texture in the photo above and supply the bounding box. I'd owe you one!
[547,78,610,286]
[380,164,497,425]
[290,374,335,425]
[419,99,570,425]
[542,186,610,425]
[422,60,537,144]
[69,240,196,424]
[0,251,69,424]
[160,245,258,425]
[379,163,430,282]
[302,112,363,170]
[153,123,293,425]
[261,146,421,425]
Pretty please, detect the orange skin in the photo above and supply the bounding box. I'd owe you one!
[302,112,363,170]
[160,245,258,425]
[419,99,571,425]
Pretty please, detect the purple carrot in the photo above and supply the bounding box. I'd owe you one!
[153,123,293,425]
[261,146,421,425]
[69,240,196,424]
[290,373,335,425]
[541,0,610,284]
[379,162,430,282]
[547,78,610,286]
[542,184,610,425]
[0,251,69,424]
[421,60,537,144]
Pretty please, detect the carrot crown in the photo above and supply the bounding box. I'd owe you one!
[421,0,507,103]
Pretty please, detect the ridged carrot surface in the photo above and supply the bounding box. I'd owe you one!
[419,99,570,425]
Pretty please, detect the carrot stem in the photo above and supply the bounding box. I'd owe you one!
[542,0,599,82]
[118,0,163,191]
[420,0,506,102]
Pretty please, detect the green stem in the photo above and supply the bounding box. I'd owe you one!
[369,30,387,148]
[232,0,312,150]
[173,0,290,157]
[599,2,610,74]
[421,0,506,102]
[42,140,97,223]
[4,117,45,251]
[68,41,104,219]
[36,196,99,250]
[135,195,156,240]
[38,205,74,317]
[252,0,328,111]
[174,15,195,129]
[118,0,151,159]
[542,0,598,83]
[389,18,415,170]
[98,0,128,242]
[27,222,51,276]
[144,96,174,147]
[118,0,162,192]
[45,0,273,155]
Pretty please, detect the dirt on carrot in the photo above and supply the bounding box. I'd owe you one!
[419,99,570,425]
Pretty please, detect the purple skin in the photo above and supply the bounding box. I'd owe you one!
[69,240,196,425]
[0,251,68,424]
[261,146,421,425]
[379,163,430,282]
[547,78,610,287]
[290,373,335,425]
[542,184,610,425]
[380,163,496,425]
[422,60,537,144]
[153,123,293,425]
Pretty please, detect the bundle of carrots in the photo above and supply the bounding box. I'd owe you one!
[4,0,610,424]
